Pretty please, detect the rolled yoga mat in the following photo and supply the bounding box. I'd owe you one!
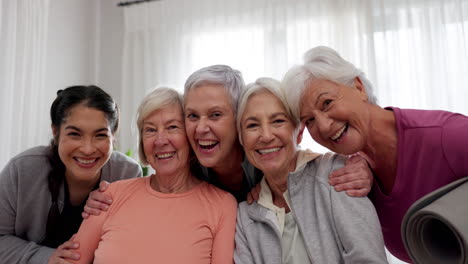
[402,177,468,264]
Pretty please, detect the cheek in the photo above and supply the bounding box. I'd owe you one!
[142,138,154,154]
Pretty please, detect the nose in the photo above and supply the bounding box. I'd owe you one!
[80,139,97,155]
[154,131,169,147]
[259,125,274,143]
[316,113,332,134]
[195,117,210,135]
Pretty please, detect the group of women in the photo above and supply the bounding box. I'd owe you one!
[1,46,467,264]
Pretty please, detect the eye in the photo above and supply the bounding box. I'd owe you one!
[96,133,109,138]
[186,113,198,120]
[168,125,179,130]
[323,99,332,108]
[273,119,286,124]
[245,122,258,129]
[67,132,80,137]
[210,112,222,119]
[144,127,157,135]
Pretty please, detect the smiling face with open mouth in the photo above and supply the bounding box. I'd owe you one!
[240,91,298,175]
[56,104,113,184]
[142,103,190,177]
[184,84,239,169]
[300,78,371,155]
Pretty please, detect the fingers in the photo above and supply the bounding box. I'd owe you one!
[81,211,89,219]
[333,179,370,192]
[246,192,254,205]
[49,241,80,263]
[246,183,262,205]
[83,189,113,217]
[345,154,366,165]
[251,184,261,201]
[345,188,371,197]
[89,189,113,205]
[99,180,110,192]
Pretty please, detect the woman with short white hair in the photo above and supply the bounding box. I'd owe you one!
[282,46,468,262]
[234,77,387,264]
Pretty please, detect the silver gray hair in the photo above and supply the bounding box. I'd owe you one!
[282,46,378,122]
[136,87,183,165]
[184,65,244,114]
[237,77,301,147]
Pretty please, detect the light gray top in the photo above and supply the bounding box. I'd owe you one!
[0,146,142,264]
[234,152,388,264]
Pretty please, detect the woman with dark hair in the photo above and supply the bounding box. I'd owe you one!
[0,85,141,264]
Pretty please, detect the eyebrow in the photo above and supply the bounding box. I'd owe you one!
[144,119,183,126]
[64,126,109,133]
[185,105,229,113]
[315,92,329,106]
[243,112,288,124]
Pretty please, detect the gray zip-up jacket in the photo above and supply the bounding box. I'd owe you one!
[234,152,388,264]
[0,146,142,264]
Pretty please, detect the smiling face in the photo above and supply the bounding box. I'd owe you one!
[300,78,370,155]
[184,84,239,168]
[240,91,298,175]
[142,103,190,176]
[56,104,113,183]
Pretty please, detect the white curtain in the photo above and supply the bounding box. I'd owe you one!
[0,0,50,168]
[120,2,468,262]
[119,0,468,167]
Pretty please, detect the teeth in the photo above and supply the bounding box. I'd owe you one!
[331,125,346,141]
[157,152,175,159]
[77,158,97,164]
[258,147,281,154]
[199,140,217,146]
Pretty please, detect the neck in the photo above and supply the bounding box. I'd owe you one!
[263,154,297,212]
[66,171,100,206]
[150,166,200,193]
[211,143,245,190]
[360,106,398,194]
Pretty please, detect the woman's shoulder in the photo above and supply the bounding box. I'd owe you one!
[198,182,237,209]
[2,146,51,177]
[298,151,346,184]
[109,177,145,192]
[102,151,142,181]
[9,145,50,163]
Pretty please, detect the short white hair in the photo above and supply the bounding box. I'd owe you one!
[237,77,301,146]
[136,87,183,165]
[282,46,378,122]
[184,65,244,115]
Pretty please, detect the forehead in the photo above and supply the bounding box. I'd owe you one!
[184,84,232,108]
[62,105,109,128]
[301,79,340,106]
[148,103,183,120]
[243,91,287,116]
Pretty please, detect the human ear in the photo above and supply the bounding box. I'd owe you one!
[296,123,305,145]
[354,77,368,101]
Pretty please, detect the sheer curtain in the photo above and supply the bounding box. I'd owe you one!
[0,0,50,168]
[119,2,468,262]
[118,0,468,164]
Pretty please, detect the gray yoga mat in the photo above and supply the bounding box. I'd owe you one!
[402,177,468,264]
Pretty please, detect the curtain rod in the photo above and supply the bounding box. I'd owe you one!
[117,0,160,7]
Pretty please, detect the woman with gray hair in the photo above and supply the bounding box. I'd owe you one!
[234,77,388,264]
[84,65,374,215]
[70,87,237,264]
[282,46,468,262]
